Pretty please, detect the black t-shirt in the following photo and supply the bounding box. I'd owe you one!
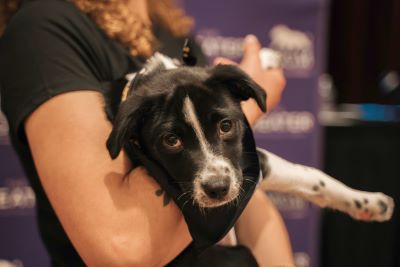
[0,0,206,266]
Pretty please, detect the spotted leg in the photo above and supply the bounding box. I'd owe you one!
[256,147,394,222]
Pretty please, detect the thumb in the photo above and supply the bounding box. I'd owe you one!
[241,34,262,71]
[213,57,238,66]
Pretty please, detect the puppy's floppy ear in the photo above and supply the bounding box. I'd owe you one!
[206,64,267,112]
[106,96,148,159]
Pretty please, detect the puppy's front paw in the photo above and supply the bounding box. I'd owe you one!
[343,192,394,222]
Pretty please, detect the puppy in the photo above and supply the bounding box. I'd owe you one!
[105,53,394,266]
[107,55,265,209]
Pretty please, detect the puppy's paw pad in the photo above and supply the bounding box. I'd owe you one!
[357,211,373,221]
[358,193,394,222]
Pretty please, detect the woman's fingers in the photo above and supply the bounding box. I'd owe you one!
[213,57,238,66]
[213,34,262,69]
[239,35,286,115]
[241,34,262,74]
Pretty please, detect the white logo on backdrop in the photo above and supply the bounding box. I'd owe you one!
[196,31,244,59]
[269,24,315,75]
[254,108,315,135]
[294,252,310,267]
[195,26,315,77]
[0,260,23,267]
[0,184,36,210]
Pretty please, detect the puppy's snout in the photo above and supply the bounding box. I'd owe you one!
[201,176,230,200]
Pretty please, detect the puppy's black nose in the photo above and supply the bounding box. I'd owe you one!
[201,176,230,200]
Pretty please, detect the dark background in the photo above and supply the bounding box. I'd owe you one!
[328,0,400,104]
[321,1,400,266]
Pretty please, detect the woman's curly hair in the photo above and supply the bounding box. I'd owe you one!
[0,0,193,57]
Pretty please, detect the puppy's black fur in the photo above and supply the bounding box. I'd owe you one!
[106,63,264,266]
[107,65,265,203]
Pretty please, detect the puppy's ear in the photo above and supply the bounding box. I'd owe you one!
[206,64,267,112]
[106,96,148,159]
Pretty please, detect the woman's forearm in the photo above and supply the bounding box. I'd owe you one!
[25,91,191,267]
[235,189,294,267]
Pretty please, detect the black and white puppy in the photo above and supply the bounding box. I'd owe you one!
[107,54,265,209]
[107,53,394,221]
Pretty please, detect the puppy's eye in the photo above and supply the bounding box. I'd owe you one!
[219,119,233,135]
[163,134,183,151]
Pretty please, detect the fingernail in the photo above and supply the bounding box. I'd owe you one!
[245,34,258,44]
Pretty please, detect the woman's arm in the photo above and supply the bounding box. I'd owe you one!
[236,35,294,266]
[25,91,191,267]
[235,190,294,267]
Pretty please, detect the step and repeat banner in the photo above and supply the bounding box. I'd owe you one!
[0,1,328,266]
[0,107,50,266]
[184,0,329,267]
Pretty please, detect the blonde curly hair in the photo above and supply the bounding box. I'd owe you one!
[0,0,193,57]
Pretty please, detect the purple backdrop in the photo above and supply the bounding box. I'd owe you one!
[0,126,49,266]
[0,1,328,266]
[183,0,329,266]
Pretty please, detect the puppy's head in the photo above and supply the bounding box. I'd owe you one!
[107,62,266,208]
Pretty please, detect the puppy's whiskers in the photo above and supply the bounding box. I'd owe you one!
[243,175,258,185]
[181,199,190,211]
[244,178,257,185]
[177,190,192,201]
[239,186,246,194]
[235,196,241,207]
[199,206,206,216]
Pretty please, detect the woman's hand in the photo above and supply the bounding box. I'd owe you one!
[214,35,286,125]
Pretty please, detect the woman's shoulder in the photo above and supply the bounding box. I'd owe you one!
[0,1,113,143]
[3,0,98,40]
[13,0,85,22]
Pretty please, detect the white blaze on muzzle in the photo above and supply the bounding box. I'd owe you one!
[182,96,239,206]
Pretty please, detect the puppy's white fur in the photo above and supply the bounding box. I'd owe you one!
[257,147,394,222]
[183,96,239,207]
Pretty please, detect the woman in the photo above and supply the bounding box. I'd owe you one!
[0,0,293,266]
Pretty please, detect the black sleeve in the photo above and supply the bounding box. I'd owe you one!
[0,0,109,143]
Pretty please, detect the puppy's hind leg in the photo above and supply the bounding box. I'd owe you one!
[256,147,394,222]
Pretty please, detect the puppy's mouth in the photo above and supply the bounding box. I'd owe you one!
[196,192,240,208]
[192,175,242,208]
